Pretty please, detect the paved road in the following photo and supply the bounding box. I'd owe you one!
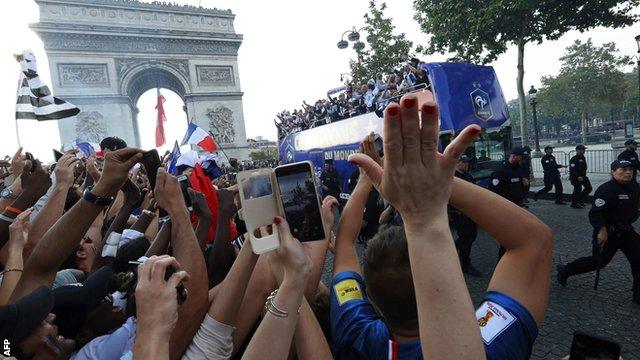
[322,199,640,359]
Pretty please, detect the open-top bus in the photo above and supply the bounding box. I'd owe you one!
[278,62,512,198]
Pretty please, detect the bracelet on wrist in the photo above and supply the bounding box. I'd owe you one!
[263,289,300,318]
[0,213,16,223]
[1,268,23,275]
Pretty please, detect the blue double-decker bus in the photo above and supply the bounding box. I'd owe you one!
[279,62,513,198]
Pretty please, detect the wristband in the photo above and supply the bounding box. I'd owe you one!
[83,188,115,207]
[0,214,16,223]
[5,206,23,216]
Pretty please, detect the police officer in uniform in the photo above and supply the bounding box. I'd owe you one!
[321,159,342,200]
[489,146,527,258]
[520,146,532,204]
[557,160,640,305]
[618,139,639,181]
[533,146,566,204]
[569,144,592,208]
[451,155,482,276]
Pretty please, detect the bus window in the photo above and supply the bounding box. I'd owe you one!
[468,127,511,181]
[439,133,452,152]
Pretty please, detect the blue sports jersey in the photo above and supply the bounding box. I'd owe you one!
[330,271,538,360]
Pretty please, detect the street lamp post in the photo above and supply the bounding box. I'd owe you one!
[337,27,367,51]
[528,85,541,156]
[635,35,640,126]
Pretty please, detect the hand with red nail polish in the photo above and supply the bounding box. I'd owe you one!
[347,95,482,231]
[271,216,311,286]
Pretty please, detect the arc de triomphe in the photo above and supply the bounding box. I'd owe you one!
[31,0,249,158]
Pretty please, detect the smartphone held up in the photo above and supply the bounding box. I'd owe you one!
[237,161,326,255]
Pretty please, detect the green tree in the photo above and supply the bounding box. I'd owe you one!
[349,0,413,85]
[623,69,640,120]
[413,0,638,146]
[249,149,277,162]
[538,39,629,144]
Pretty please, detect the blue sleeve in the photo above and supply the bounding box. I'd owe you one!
[71,317,136,360]
[477,291,538,360]
[330,271,389,356]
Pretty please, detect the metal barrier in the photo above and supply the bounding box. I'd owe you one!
[531,149,621,176]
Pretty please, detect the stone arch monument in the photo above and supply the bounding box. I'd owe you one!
[31,0,249,158]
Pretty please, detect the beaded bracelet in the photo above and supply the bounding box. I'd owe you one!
[1,269,23,276]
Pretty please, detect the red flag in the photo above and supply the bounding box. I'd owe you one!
[155,88,167,147]
[189,163,237,244]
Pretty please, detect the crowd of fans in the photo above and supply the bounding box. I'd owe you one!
[0,94,558,360]
[274,57,430,139]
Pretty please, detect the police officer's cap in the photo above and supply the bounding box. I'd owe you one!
[611,160,634,170]
[510,146,526,156]
[324,159,333,164]
[575,144,586,150]
[624,139,638,146]
[544,145,554,151]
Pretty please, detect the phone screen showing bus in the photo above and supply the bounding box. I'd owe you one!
[275,163,325,241]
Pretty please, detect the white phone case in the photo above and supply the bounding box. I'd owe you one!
[236,168,284,254]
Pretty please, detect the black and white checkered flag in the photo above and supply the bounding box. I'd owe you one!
[15,50,80,121]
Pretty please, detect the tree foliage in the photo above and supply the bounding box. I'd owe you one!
[249,149,277,162]
[537,39,630,143]
[412,0,638,64]
[349,0,413,85]
[412,0,638,145]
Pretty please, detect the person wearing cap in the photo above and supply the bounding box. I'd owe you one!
[450,155,482,276]
[0,286,76,359]
[489,146,528,258]
[489,146,528,206]
[321,158,341,201]
[569,144,592,209]
[618,139,639,181]
[533,146,566,204]
[557,159,640,305]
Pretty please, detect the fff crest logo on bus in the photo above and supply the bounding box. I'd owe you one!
[470,88,493,121]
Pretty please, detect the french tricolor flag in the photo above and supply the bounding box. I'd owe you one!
[73,139,101,158]
[181,122,218,153]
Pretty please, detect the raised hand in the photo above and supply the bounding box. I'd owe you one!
[348,96,480,230]
[85,155,102,183]
[154,168,187,214]
[188,188,211,218]
[93,148,144,196]
[135,255,190,337]
[55,152,80,188]
[273,216,311,284]
[321,195,339,234]
[10,147,26,177]
[20,159,52,202]
[216,188,237,217]
[8,207,33,249]
[362,132,383,167]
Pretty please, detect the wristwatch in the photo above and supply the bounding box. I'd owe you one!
[0,188,16,200]
[82,188,115,207]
